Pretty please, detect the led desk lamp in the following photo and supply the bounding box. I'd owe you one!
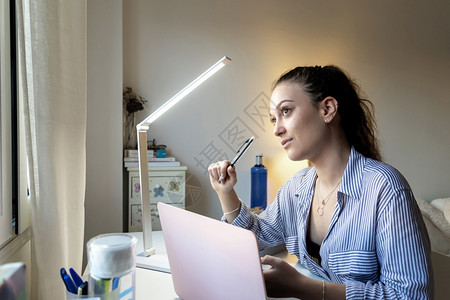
[136,56,231,267]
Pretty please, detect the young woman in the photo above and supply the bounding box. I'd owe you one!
[208,66,432,299]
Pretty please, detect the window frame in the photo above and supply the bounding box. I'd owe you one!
[10,0,18,235]
[1,0,18,247]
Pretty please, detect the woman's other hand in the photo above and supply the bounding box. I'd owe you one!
[261,255,304,299]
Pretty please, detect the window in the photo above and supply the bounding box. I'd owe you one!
[1,0,18,247]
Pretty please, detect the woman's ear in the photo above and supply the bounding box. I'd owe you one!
[321,96,338,124]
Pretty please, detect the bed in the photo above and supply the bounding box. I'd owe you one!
[416,197,450,300]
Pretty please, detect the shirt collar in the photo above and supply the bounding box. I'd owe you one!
[339,147,365,200]
[295,167,317,198]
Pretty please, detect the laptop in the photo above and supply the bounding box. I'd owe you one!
[157,202,267,300]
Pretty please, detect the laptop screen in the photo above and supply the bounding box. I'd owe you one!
[158,202,267,300]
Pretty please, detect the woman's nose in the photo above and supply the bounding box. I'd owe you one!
[273,120,285,137]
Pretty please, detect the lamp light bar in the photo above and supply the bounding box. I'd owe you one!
[137,56,231,131]
[136,56,231,261]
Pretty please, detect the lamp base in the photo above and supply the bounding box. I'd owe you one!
[144,247,156,256]
[136,251,170,273]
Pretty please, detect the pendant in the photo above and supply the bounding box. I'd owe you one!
[317,207,324,216]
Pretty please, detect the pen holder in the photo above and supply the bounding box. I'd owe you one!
[65,288,119,300]
[86,233,137,300]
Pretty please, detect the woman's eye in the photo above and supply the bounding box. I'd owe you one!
[270,117,276,125]
[281,107,291,116]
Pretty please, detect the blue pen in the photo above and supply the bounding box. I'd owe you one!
[69,267,84,287]
[60,268,77,294]
[113,277,120,290]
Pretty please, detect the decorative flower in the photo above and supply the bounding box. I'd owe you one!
[154,186,165,197]
[123,87,148,114]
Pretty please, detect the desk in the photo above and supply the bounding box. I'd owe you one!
[130,231,324,300]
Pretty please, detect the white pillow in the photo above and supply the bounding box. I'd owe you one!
[444,201,450,225]
[431,198,450,213]
[422,216,450,256]
[416,198,450,238]
[417,198,450,256]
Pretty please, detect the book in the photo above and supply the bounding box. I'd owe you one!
[124,149,155,158]
[124,161,181,167]
[123,157,176,162]
[0,262,26,300]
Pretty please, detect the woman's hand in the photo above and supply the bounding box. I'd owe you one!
[208,160,241,222]
[208,160,237,193]
[261,255,304,299]
[262,255,346,300]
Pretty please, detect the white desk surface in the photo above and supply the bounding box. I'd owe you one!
[129,231,324,300]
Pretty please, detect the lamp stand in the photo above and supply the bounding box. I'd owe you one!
[137,129,156,256]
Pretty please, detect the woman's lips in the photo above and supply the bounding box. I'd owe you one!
[281,138,293,149]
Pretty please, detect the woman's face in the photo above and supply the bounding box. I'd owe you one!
[269,82,328,161]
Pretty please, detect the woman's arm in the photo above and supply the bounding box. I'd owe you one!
[346,189,432,299]
[208,160,290,247]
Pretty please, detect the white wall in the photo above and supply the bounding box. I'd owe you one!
[86,3,449,296]
[122,0,450,218]
[85,0,123,256]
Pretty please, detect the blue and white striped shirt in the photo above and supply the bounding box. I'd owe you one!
[231,148,432,299]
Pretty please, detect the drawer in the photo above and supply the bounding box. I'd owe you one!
[130,175,185,205]
[129,202,184,232]
[127,167,187,232]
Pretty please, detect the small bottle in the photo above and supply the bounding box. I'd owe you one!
[251,153,267,213]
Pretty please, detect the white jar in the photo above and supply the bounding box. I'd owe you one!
[87,233,137,300]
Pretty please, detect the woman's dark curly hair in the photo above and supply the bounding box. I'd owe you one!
[273,65,382,161]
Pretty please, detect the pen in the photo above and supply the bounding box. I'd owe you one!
[60,268,77,294]
[102,278,112,292]
[77,281,88,295]
[218,136,254,182]
[113,277,120,290]
[229,136,254,168]
[93,277,113,295]
[69,267,84,288]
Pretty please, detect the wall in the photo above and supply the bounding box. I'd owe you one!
[122,0,450,218]
[85,0,123,261]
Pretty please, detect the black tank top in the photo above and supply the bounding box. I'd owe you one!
[306,238,321,265]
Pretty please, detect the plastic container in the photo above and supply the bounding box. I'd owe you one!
[251,153,267,212]
[66,288,119,299]
[86,233,137,300]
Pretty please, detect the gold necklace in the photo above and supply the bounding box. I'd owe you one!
[316,178,341,216]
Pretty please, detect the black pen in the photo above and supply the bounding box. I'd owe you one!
[77,281,88,296]
[218,136,254,182]
[230,136,254,167]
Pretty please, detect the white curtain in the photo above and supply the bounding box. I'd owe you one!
[16,1,87,299]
